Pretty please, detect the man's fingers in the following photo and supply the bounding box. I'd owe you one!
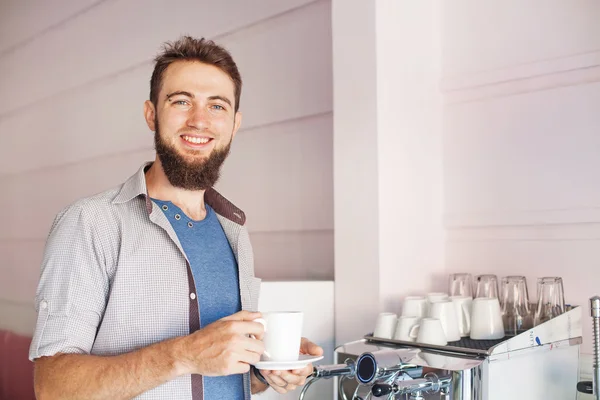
[236,349,261,366]
[278,370,307,386]
[291,364,313,376]
[221,310,262,321]
[264,374,288,393]
[300,337,323,356]
[242,336,265,355]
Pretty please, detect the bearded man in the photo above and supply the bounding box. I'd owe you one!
[28,36,322,400]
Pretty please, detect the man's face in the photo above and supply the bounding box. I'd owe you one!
[144,60,241,190]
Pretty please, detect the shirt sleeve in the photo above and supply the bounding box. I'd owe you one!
[29,202,110,361]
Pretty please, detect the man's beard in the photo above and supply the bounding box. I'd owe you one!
[154,122,231,191]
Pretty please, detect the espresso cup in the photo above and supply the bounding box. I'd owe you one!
[255,311,303,361]
[401,296,428,318]
[373,312,397,339]
[470,298,505,340]
[393,316,421,341]
[415,317,447,345]
[428,300,461,342]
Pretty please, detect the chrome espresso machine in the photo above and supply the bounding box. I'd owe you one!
[299,305,583,400]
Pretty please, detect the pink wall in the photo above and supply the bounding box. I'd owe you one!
[441,0,600,358]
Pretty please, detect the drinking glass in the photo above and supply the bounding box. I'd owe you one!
[475,274,499,299]
[448,273,473,298]
[501,276,532,335]
[533,277,565,326]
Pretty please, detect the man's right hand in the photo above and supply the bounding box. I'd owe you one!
[175,310,265,377]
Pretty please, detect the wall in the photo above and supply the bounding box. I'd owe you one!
[440,0,600,389]
[332,0,445,345]
[0,0,333,335]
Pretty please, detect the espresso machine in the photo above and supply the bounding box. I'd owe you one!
[300,305,583,399]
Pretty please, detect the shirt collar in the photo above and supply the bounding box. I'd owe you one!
[112,162,246,226]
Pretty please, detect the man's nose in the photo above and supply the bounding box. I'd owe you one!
[187,106,209,130]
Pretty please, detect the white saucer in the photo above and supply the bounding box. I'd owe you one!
[254,354,324,370]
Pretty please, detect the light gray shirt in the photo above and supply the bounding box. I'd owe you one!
[29,162,262,400]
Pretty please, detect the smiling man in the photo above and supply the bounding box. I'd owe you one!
[28,36,322,400]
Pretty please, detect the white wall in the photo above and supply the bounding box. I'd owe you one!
[0,0,333,335]
[441,0,600,371]
[333,3,600,390]
[332,0,445,345]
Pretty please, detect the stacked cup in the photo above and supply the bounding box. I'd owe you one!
[372,274,565,345]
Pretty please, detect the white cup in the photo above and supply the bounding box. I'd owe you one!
[427,292,449,303]
[428,300,461,342]
[415,317,447,346]
[426,292,449,316]
[401,296,428,318]
[470,298,505,340]
[393,316,421,341]
[255,311,303,361]
[450,296,473,337]
[373,312,397,339]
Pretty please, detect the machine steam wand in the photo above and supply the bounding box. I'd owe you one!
[298,358,357,400]
[577,296,600,400]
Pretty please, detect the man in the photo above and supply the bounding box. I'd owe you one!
[29,36,323,399]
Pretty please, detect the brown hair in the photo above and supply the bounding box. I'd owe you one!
[150,36,242,112]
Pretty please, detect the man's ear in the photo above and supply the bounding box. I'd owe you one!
[232,111,242,139]
[144,100,156,132]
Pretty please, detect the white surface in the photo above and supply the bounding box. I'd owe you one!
[332,0,445,346]
[489,344,580,400]
[254,281,334,400]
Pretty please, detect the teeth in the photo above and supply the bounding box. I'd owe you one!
[183,135,210,144]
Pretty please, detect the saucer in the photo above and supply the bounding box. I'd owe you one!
[253,354,324,370]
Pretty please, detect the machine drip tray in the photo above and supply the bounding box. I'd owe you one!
[447,336,507,351]
[364,334,509,356]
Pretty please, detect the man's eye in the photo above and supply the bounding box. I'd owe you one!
[212,104,225,110]
[174,100,188,106]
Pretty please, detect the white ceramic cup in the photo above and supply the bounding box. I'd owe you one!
[254,311,303,361]
[426,292,449,316]
[415,317,447,345]
[393,316,421,341]
[428,300,461,342]
[401,296,428,318]
[470,298,505,340]
[450,296,473,337]
[373,312,398,339]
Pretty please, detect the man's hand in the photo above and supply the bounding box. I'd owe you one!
[259,337,323,394]
[176,310,265,376]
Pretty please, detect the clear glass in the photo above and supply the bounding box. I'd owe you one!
[533,277,565,326]
[501,276,532,335]
[474,274,499,299]
[448,273,473,298]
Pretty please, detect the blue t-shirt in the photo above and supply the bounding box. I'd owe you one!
[152,199,244,399]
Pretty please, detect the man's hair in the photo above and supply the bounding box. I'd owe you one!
[150,36,242,112]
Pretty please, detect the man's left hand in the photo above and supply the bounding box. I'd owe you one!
[260,337,323,394]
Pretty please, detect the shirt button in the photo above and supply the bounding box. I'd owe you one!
[190,293,196,300]
[40,300,48,310]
